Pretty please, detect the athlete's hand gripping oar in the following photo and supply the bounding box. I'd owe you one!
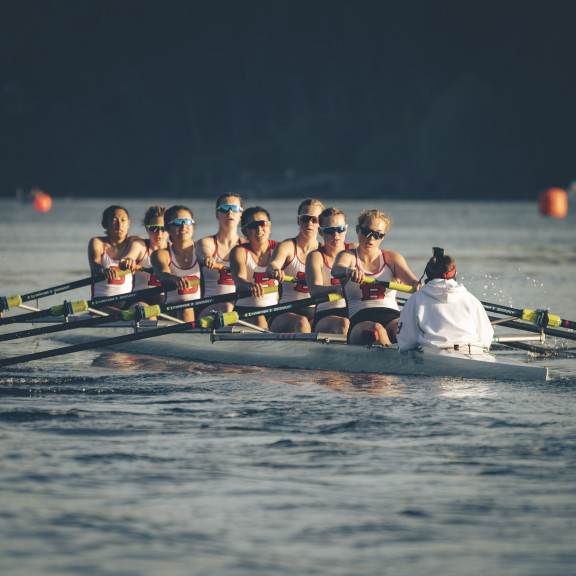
[0,289,339,368]
[362,278,416,294]
[0,269,135,313]
[483,301,576,331]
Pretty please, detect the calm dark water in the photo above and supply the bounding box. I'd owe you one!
[1,198,576,575]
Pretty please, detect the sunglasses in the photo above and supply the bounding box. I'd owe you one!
[243,219,270,230]
[359,226,386,240]
[298,215,319,224]
[145,225,166,233]
[217,204,243,213]
[169,218,195,227]
[320,225,347,235]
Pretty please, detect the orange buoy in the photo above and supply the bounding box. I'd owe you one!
[33,192,53,213]
[538,188,568,218]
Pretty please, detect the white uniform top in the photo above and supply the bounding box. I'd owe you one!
[164,245,202,305]
[396,278,494,353]
[280,239,310,304]
[201,235,241,296]
[343,249,398,319]
[315,244,349,314]
[235,241,279,308]
[91,239,135,299]
[133,240,163,292]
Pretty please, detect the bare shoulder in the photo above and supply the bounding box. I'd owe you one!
[306,248,323,266]
[197,235,216,251]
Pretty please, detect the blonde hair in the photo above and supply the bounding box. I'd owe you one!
[357,209,392,232]
[319,207,346,227]
[297,198,325,215]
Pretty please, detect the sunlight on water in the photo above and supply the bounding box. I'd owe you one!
[1,198,576,576]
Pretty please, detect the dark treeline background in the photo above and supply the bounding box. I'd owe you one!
[1,0,574,200]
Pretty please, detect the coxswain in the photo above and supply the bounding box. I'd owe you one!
[397,248,494,353]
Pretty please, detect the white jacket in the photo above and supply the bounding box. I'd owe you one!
[397,279,494,353]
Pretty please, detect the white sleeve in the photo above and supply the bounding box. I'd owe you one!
[472,296,494,348]
[396,294,421,351]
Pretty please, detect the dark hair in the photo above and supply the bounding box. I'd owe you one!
[319,207,346,227]
[142,205,166,226]
[215,192,243,209]
[165,205,194,226]
[241,206,271,228]
[424,247,457,282]
[101,205,129,231]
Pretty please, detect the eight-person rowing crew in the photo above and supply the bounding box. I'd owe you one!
[88,194,493,351]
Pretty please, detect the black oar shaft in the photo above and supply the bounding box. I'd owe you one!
[487,316,576,342]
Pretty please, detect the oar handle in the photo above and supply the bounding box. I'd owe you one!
[362,278,416,294]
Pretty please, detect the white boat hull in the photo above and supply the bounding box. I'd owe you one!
[55,327,549,381]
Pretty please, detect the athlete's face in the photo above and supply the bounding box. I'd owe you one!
[297,204,322,237]
[356,217,387,250]
[106,209,130,240]
[145,215,169,243]
[168,210,194,242]
[319,214,347,249]
[216,196,243,227]
[243,211,271,245]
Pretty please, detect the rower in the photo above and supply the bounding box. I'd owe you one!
[305,207,357,335]
[151,205,201,323]
[396,248,494,354]
[332,209,421,345]
[266,198,325,333]
[196,192,245,318]
[120,204,169,309]
[230,206,279,330]
[87,205,140,313]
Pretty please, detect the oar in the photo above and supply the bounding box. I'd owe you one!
[0,285,170,327]
[0,269,134,312]
[487,316,576,342]
[483,301,576,331]
[362,278,416,293]
[0,291,339,367]
[0,280,253,343]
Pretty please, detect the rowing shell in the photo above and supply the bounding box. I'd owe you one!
[54,324,549,382]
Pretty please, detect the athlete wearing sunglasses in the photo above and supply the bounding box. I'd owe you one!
[266,198,325,333]
[197,193,246,317]
[230,206,279,330]
[332,209,421,346]
[119,204,169,311]
[305,207,357,335]
[151,205,200,322]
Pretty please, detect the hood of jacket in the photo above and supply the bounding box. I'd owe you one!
[421,278,468,303]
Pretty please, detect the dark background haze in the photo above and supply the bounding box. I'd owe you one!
[1,0,574,200]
